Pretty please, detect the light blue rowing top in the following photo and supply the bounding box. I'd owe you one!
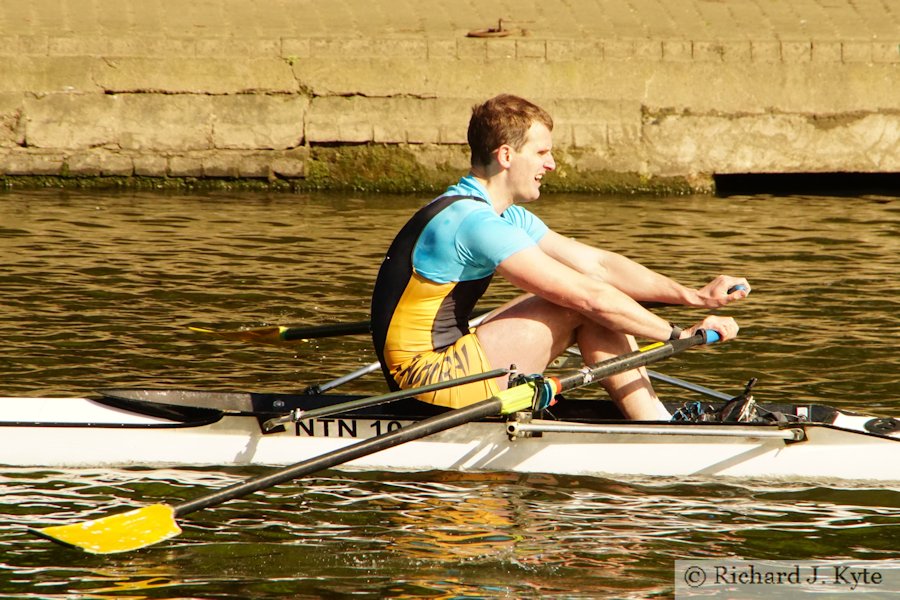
[411,175,549,284]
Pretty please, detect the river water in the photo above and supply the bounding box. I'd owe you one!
[0,189,897,598]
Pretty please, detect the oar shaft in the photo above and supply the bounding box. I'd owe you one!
[556,331,719,395]
[281,320,369,341]
[174,395,509,517]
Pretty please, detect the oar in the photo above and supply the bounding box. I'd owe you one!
[33,329,721,555]
[190,308,496,345]
[188,320,370,344]
[186,289,734,346]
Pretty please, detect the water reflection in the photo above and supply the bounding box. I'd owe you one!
[3,468,898,598]
[0,189,898,597]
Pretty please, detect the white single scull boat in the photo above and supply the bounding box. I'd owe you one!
[3,386,898,482]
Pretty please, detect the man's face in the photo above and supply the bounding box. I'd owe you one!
[506,121,555,204]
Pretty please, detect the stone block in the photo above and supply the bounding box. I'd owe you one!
[200,153,241,177]
[841,42,872,63]
[373,121,407,144]
[486,40,517,61]
[546,40,603,62]
[427,40,457,59]
[781,41,812,63]
[48,36,108,56]
[281,38,311,61]
[812,41,842,63]
[195,38,280,58]
[65,151,103,176]
[237,153,272,178]
[168,155,204,177]
[750,41,781,63]
[0,57,96,93]
[24,93,215,151]
[101,153,136,176]
[310,96,470,146]
[93,58,297,94]
[603,40,635,60]
[0,35,49,56]
[721,42,752,62]
[642,111,900,175]
[693,42,726,62]
[406,124,442,145]
[310,38,426,59]
[271,148,308,178]
[210,95,306,149]
[133,154,168,176]
[572,123,606,149]
[306,96,375,143]
[872,42,900,63]
[457,39,487,60]
[0,150,64,175]
[66,150,133,176]
[516,40,546,59]
[24,94,118,149]
[0,93,24,147]
[634,40,662,61]
[106,36,196,57]
[662,41,692,62]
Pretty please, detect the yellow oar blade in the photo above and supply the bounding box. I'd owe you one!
[189,325,298,344]
[34,503,181,555]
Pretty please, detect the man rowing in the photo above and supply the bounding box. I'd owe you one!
[370,94,750,420]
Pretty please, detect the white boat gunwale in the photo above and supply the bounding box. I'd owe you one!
[2,389,898,482]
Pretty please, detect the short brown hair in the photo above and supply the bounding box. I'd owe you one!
[467,94,554,168]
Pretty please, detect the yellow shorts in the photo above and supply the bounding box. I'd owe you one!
[387,332,501,409]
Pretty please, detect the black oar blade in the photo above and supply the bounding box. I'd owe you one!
[33,504,180,555]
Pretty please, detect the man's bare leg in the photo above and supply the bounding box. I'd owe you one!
[475,294,670,420]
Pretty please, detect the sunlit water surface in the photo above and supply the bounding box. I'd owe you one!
[0,189,897,598]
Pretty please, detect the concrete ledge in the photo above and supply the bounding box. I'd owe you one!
[1,0,898,193]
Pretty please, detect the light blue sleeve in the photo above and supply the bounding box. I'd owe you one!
[454,205,548,280]
[413,201,549,283]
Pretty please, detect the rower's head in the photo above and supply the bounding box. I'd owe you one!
[468,94,554,169]
[468,94,556,204]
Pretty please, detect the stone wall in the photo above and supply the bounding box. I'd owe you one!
[1,1,898,193]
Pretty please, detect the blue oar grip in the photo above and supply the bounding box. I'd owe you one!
[698,329,721,344]
[728,284,748,294]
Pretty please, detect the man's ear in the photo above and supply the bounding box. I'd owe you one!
[494,144,513,168]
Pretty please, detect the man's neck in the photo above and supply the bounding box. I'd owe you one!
[468,170,513,215]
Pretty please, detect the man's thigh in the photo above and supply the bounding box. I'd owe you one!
[475,294,583,384]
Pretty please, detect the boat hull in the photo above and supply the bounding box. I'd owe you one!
[2,395,898,482]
